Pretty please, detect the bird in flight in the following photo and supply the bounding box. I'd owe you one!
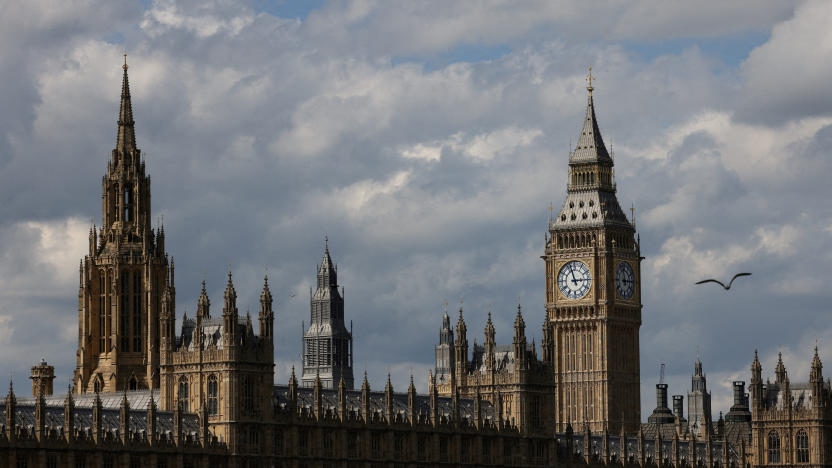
[695,272,751,290]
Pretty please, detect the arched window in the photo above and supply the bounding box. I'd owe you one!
[94,378,101,393]
[132,272,141,352]
[178,377,189,412]
[123,187,132,223]
[796,429,809,463]
[128,377,137,391]
[99,274,106,353]
[120,271,130,352]
[243,376,255,415]
[207,375,219,416]
[768,430,781,464]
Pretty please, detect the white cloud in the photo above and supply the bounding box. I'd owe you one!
[0,217,87,298]
[141,0,255,38]
[397,126,542,162]
[739,0,832,124]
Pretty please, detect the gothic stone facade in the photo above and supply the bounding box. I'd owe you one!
[543,77,642,434]
[73,60,171,395]
[749,349,832,467]
[434,306,556,437]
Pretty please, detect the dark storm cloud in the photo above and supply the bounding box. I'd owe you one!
[0,0,829,418]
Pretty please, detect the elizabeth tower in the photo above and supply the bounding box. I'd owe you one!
[544,73,642,433]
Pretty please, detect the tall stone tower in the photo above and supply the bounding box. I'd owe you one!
[302,238,354,389]
[434,309,455,385]
[544,71,642,433]
[688,358,712,438]
[74,57,172,394]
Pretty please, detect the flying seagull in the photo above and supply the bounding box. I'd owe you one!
[695,272,751,290]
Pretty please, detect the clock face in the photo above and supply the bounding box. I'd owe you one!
[557,261,592,299]
[615,261,635,299]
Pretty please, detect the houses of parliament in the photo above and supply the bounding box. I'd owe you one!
[0,59,830,468]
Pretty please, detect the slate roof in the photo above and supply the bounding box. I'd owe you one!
[570,91,612,164]
[558,433,737,465]
[551,86,632,231]
[764,382,814,410]
[468,344,535,375]
[552,190,631,230]
[17,390,156,410]
[177,316,257,351]
[0,393,199,438]
[273,385,495,423]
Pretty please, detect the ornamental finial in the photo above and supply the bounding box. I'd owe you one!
[587,65,593,95]
[123,52,128,71]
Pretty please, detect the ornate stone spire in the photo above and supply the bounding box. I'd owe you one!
[810,346,823,383]
[259,274,274,339]
[485,311,495,346]
[775,352,787,384]
[197,280,210,319]
[439,307,453,345]
[570,66,611,165]
[751,349,762,383]
[318,235,336,289]
[514,303,526,336]
[223,271,237,307]
[260,274,273,304]
[455,303,467,339]
[116,53,136,154]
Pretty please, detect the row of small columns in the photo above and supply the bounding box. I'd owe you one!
[564,423,745,467]
[285,368,503,430]
[3,383,215,449]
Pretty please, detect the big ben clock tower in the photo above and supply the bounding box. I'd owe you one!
[544,70,642,433]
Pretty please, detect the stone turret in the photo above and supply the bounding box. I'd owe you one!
[775,352,787,384]
[541,317,553,364]
[64,388,75,442]
[750,350,763,412]
[259,275,274,339]
[338,376,347,421]
[484,312,496,371]
[435,307,455,384]
[147,392,157,445]
[30,359,55,398]
[407,375,417,425]
[513,304,527,371]
[222,272,238,347]
[688,358,712,438]
[810,346,825,408]
[119,391,130,443]
[35,392,46,441]
[454,304,468,387]
[384,374,394,423]
[93,391,103,443]
[360,372,370,423]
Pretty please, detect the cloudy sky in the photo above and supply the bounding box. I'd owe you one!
[2,0,832,419]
